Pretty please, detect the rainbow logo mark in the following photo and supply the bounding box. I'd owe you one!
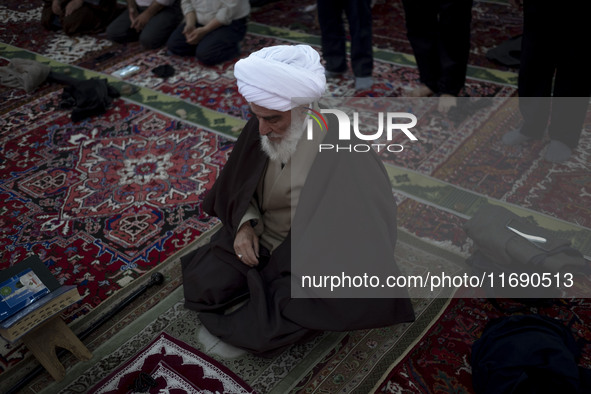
[305,108,328,131]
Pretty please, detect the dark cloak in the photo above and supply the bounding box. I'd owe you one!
[182,115,415,355]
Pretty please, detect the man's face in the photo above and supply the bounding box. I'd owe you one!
[249,103,307,163]
[249,103,293,144]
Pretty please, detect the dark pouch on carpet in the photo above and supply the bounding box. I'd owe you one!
[57,77,120,122]
[463,204,587,302]
[464,204,585,273]
[152,64,175,78]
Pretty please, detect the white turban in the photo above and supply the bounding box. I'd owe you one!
[234,45,326,112]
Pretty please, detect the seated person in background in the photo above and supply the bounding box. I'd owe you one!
[181,44,414,356]
[41,0,118,36]
[106,0,182,49]
[166,0,250,65]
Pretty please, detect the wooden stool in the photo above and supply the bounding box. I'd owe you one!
[21,315,93,381]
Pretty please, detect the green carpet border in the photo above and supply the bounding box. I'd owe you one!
[0,44,246,139]
[386,163,591,258]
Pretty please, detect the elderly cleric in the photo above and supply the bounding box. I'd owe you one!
[181,45,414,355]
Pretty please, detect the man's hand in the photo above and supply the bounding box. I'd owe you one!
[52,0,63,16]
[131,10,152,32]
[234,222,260,267]
[185,27,207,45]
[65,0,83,16]
[182,23,196,37]
[128,6,139,25]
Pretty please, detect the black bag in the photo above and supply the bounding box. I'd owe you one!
[472,315,591,394]
[464,204,585,273]
[463,204,588,305]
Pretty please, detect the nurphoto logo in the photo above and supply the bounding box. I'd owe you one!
[306,108,418,153]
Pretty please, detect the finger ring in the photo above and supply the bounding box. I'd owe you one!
[237,254,243,259]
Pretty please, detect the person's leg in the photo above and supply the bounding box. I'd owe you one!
[194,18,247,65]
[546,2,591,155]
[317,0,347,75]
[41,0,60,31]
[516,0,555,140]
[181,244,249,312]
[344,0,373,78]
[436,0,473,96]
[106,8,137,44]
[166,22,197,57]
[402,0,440,95]
[62,5,102,35]
[138,2,182,49]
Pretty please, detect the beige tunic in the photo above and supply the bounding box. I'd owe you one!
[239,120,323,252]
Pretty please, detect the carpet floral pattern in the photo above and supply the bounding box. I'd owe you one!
[0,92,229,372]
[2,1,590,392]
[374,297,591,393]
[0,2,116,65]
[89,332,254,393]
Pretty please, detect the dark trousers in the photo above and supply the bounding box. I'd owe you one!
[106,1,182,49]
[41,0,118,36]
[317,0,373,77]
[166,18,247,66]
[402,0,473,96]
[518,0,591,148]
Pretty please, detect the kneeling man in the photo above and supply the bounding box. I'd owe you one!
[182,44,414,355]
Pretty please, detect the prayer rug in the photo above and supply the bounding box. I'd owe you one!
[372,296,591,393]
[0,91,228,373]
[88,332,254,393]
[20,237,460,394]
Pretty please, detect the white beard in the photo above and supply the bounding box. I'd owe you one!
[260,122,305,164]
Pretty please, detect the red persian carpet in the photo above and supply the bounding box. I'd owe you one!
[373,297,591,393]
[89,332,254,393]
[0,91,230,371]
[0,91,227,299]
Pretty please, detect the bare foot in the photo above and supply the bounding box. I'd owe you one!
[409,84,434,97]
[437,94,457,113]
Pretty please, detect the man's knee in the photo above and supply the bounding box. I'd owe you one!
[106,19,128,43]
[195,44,238,66]
[182,250,248,310]
[138,25,173,49]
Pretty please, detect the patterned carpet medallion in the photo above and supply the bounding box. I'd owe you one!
[0,92,228,372]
